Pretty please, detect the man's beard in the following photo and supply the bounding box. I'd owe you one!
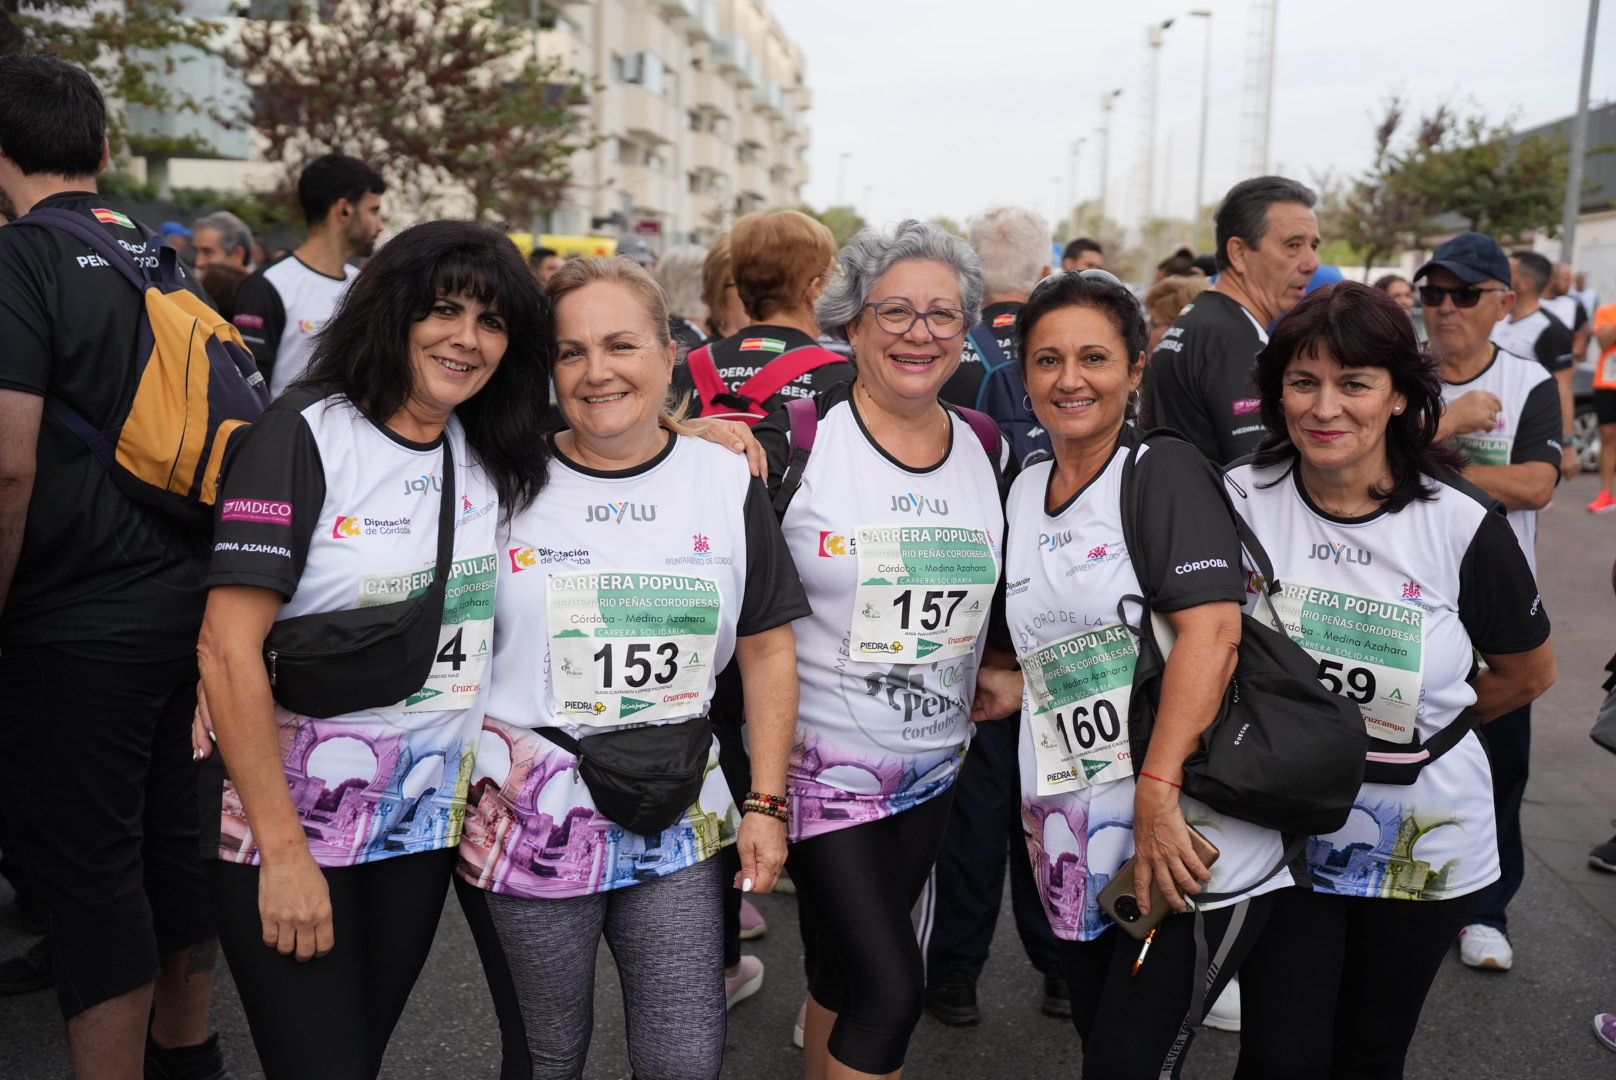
[346,217,375,258]
[0,187,17,223]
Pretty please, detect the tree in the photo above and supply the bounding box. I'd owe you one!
[927,215,965,238]
[2,0,221,159]
[1328,97,1429,274]
[802,204,867,248]
[232,0,595,224]
[1391,107,1569,240]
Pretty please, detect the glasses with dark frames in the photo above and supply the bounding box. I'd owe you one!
[1416,283,1507,310]
[861,302,968,339]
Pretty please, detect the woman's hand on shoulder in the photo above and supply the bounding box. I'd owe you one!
[683,417,767,478]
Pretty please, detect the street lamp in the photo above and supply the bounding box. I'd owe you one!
[1067,137,1087,225]
[1097,89,1123,221]
[1144,18,1175,224]
[1189,9,1212,247]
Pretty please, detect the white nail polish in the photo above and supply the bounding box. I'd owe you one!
[742,877,754,892]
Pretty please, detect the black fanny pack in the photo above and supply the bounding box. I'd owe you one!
[538,716,713,836]
[1361,712,1481,785]
[263,438,456,719]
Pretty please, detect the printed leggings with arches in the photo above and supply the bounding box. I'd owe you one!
[208,847,457,1080]
[787,790,955,1075]
[1233,885,1477,1080]
[1057,889,1277,1079]
[456,853,727,1080]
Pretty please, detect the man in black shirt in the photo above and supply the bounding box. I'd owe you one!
[1494,250,1579,480]
[1141,175,1321,463]
[0,55,228,1079]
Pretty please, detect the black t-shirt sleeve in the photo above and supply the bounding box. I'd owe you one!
[1131,440,1247,611]
[1458,509,1549,654]
[737,477,811,635]
[1534,320,1575,373]
[1512,378,1564,469]
[232,271,286,381]
[205,406,325,597]
[1143,325,1223,462]
[754,408,795,502]
[0,230,53,396]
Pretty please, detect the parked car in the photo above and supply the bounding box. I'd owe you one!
[1574,362,1601,473]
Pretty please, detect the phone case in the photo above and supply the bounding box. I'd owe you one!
[1096,824,1221,941]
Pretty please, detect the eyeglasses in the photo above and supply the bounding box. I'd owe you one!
[862,302,967,339]
[1417,284,1507,310]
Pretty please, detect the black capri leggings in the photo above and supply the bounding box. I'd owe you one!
[787,790,955,1075]
[1234,885,1476,1080]
[1058,890,1277,1079]
[209,848,457,1080]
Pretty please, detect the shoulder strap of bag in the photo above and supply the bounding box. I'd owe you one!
[430,435,457,596]
[968,323,1009,370]
[535,725,582,755]
[732,345,842,408]
[684,344,729,408]
[771,396,820,516]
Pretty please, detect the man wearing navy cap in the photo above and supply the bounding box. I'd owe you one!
[1417,231,1561,974]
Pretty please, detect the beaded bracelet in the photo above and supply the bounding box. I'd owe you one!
[741,798,789,823]
[745,791,788,807]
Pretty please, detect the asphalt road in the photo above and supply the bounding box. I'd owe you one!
[2,474,1614,1080]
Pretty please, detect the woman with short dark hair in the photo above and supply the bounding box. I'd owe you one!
[970,269,1297,1078]
[1229,282,1556,1079]
[195,221,551,1079]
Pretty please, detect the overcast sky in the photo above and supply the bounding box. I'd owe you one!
[770,0,1616,235]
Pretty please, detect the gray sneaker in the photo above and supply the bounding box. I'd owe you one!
[1589,828,1616,874]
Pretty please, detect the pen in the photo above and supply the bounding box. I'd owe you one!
[1131,927,1157,977]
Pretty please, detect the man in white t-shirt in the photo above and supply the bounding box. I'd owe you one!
[233,154,386,396]
[1493,250,1579,481]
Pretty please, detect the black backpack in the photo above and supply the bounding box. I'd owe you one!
[1117,431,1369,837]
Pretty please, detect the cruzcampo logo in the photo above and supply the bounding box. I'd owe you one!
[916,638,943,659]
[620,697,655,718]
[1081,759,1111,781]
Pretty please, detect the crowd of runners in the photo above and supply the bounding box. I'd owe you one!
[2,50,1615,1080]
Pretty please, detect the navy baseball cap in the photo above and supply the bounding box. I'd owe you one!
[1413,232,1510,287]
[159,220,193,239]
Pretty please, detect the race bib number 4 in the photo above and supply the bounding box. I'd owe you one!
[1271,582,1423,744]
[850,525,997,665]
[1021,623,1137,795]
[546,572,721,727]
[359,553,498,712]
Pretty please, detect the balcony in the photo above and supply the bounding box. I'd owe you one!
[737,158,769,200]
[690,130,728,174]
[619,83,676,145]
[712,35,759,88]
[677,0,721,42]
[752,79,785,117]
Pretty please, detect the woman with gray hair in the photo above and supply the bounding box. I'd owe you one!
[655,243,710,353]
[752,220,1009,1079]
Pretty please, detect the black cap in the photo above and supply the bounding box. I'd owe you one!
[1413,232,1511,287]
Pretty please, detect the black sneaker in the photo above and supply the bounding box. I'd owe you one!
[145,1033,235,1080]
[1590,830,1616,874]
[0,936,52,995]
[924,969,979,1026]
[1041,966,1072,1019]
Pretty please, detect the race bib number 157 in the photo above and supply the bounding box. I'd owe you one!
[849,525,997,665]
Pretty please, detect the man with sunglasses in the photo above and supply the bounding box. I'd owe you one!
[1418,231,1561,976]
[1140,175,1320,464]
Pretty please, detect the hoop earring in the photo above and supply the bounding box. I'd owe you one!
[1022,394,1033,412]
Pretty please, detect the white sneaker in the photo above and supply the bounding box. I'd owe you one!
[792,996,806,1048]
[1203,978,1241,1032]
[725,955,764,1010]
[1458,924,1513,971]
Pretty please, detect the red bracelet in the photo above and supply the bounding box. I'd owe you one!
[1139,771,1182,790]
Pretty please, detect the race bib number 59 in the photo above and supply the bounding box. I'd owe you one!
[546,572,721,727]
[850,525,997,665]
[1271,582,1424,744]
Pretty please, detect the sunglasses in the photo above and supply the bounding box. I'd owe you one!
[1417,284,1508,310]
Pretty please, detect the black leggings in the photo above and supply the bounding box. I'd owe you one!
[1234,887,1475,1080]
[1058,891,1276,1079]
[209,848,457,1080]
[787,791,954,1075]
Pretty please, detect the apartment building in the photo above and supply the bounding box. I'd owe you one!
[127,0,812,245]
[539,0,813,245]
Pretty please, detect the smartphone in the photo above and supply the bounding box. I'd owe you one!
[1096,824,1221,941]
